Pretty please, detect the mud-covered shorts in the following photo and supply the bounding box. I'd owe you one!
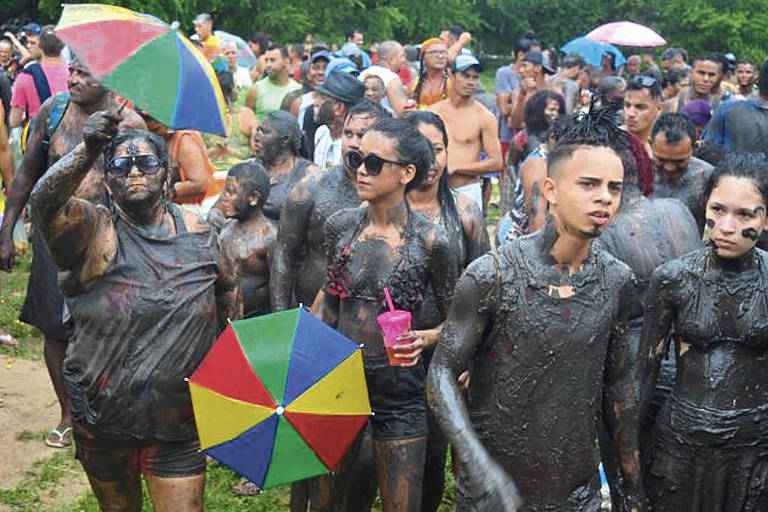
[73,422,206,480]
[365,360,427,440]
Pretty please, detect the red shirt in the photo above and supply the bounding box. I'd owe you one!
[10,61,69,118]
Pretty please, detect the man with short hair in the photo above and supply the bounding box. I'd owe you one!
[661,47,687,72]
[0,57,145,449]
[358,40,410,116]
[548,54,582,113]
[676,53,722,110]
[9,26,68,128]
[222,42,252,90]
[427,112,644,512]
[625,55,641,80]
[344,28,371,68]
[496,34,539,149]
[312,70,365,168]
[733,58,756,99]
[703,59,768,159]
[623,75,662,156]
[650,112,714,230]
[507,50,555,131]
[192,13,221,62]
[245,43,301,120]
[0,38,20,82]
[430,55,503,207]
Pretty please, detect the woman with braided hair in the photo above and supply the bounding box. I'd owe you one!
[410,38,452,109]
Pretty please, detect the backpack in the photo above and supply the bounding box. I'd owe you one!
[21,92,69,154]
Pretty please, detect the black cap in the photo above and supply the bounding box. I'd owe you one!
[315,70,365,105]
[523,50,555,75]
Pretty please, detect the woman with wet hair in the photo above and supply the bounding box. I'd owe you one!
[403,110,488,511]
[641,152,768,511]
[250,110,318,220]
[319,117,455,510]
[29,113,238,511]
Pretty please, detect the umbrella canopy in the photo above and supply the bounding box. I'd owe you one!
[215,30,257,70]
[55,3,227,136]
[586,21,666,47]
[188,309,371,489]
[561,36,626,68]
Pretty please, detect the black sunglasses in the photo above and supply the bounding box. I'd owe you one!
[107,155,164,177]
[631,75,658,88]
[345,150,409,176]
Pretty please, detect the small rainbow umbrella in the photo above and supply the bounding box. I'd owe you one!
[55,4,227,136]
[188,309,371,489]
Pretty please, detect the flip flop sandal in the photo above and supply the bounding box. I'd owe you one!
[0,333,19,348]
[45,427,73,448]
[232,478,261,496]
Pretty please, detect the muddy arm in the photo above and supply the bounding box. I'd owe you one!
[215,239,241,328]
[426,259,522,511]
[270,173,317,311]
[603,274,646,511]
[458,196,491,264]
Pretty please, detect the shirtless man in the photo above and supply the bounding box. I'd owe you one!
[218,160,276,318]
[0,57,144,448]
[429,55,502,208]
[427,112,644,512]
[650,112,714,231]
[271,99,386,311]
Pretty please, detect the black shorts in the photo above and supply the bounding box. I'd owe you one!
[73,422,205,480]
[365,361,427,440]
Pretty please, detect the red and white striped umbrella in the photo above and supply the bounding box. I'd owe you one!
[586,21,666,47]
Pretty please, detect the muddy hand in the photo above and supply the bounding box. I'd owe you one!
[393,331,423,366]
[83,111,121,155]
[468,460,523,512]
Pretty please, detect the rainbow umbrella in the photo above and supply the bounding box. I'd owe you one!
[55,3,227,136]
[188,309,371,488]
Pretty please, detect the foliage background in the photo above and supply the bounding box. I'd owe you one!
[2,0,767,63]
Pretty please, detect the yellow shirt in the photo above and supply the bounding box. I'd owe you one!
[201,34,222,62]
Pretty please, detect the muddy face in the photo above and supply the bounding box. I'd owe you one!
[705,176,768,258]
[543,146,624,239]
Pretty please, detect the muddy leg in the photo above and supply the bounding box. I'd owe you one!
[44,337,72,443]
[83,471,142,512]
[374,436,427,512]
[144,473,205,512]
[335,425,378,512]
[290,480,309,512]
[420,410,447,512]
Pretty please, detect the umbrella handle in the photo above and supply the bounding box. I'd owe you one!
[117,100,128,115]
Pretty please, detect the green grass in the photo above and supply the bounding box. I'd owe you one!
[0,247,43,359]
[0,446,82,511]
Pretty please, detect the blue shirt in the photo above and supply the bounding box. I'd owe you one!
[703,98,768,156]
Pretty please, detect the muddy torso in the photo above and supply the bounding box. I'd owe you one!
[654,247,768,410]
[220,217,275,317]
[63,204,220,441]
[296,166,360,306]
[463,232,633,507]
[652,157,714,232]
[325,207,444,365]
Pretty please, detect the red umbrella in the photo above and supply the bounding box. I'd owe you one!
[586,21,666,47]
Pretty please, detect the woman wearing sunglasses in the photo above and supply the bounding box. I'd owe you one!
[402,111,489,511]
[29,112,238,512]
[318,117,456,511]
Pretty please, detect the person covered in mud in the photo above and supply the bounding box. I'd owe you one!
[640,152,768,511]
[29,114,238,511]
[0,56,145,450]
[650,112,714,231]
[595,129,703,507]
[270,99,387,311]
[250,110,318,220]
[403,110,489,512]
[318,117,456,511]
[217,160,276,318]
[427,110,645,512]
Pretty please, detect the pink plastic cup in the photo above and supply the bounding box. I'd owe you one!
[376,309,412,366]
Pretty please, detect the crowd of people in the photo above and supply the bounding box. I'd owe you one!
[0,12,767,512]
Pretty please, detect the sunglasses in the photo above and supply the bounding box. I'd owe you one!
[107,154,164,177]
[631,75,658,88]
[345,150,409,176]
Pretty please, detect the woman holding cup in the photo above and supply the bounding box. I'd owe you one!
[318,117,456,511]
